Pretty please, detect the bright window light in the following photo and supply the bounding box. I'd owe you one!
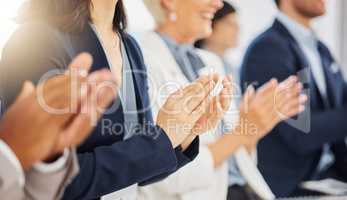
[0,0,26,56]
[0,0,25,19]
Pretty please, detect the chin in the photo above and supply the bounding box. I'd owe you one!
[202,26,213,38]
[309,10,326,18]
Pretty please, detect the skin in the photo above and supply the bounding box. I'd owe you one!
[90,0,228,150]
[0,53,118,170]
[156,0,308,168]
[203,13,240,57]
[279,0,326,27]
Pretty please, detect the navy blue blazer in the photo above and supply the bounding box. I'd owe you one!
[241,20,347,197]
[0,22,199,200]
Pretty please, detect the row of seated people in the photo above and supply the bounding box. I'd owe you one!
[0,0,346,200]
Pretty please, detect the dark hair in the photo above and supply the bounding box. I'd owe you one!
[195,1,236,48]
[19,0,127,33]
[274,0,281,7]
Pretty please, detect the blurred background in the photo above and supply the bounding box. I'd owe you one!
[1,0,346,75]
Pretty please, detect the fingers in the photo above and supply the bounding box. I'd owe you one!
[54,70,117,151]
[45,52,93,111]
[256,78,278,97]
[68,52,93,72]
[55,111,92,151]
[37,55,93,113]
[278,94,307,119]
[275,82,303,110]
[17,81,35,101]
[240,85,256,111]
[180,78,216,112]
[219,75,233,112]
[277,76,298,91]
[190,93,213,124]
[86,70,118,124]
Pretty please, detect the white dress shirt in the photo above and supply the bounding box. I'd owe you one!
[0,139,69,188]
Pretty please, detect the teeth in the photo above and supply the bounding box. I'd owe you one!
[201,13,214,20]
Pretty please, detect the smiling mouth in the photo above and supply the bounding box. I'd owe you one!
[201,12,214,20]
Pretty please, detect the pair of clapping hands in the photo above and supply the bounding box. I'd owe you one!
[0,53,117,170]
[157,74,307,150]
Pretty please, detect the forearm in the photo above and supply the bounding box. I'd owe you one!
[208,129,246,168]
[181,135,197,151]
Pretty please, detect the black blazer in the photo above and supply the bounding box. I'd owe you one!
[240,20,347,197]
[0,22,199,200]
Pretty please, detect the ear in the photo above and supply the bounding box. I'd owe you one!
[160,0,177,13]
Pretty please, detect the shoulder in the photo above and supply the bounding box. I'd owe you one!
[245,24,292,59]
[1,22,70,71]
[132,31,165,55]
[3,22,64,55]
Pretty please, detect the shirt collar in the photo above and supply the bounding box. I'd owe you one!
[277,12,317,47]
[157,32,195,52]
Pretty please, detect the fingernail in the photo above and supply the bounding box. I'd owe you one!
[271,78,278,85]
[300,95,308,102]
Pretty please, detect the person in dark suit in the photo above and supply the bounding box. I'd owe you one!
[241,0,347,197]
[0,0,231,199]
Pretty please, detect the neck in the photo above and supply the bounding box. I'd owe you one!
[203,40,227,57]
[280,7,312,28]
[91,0,116,31]
[157,23,196,44]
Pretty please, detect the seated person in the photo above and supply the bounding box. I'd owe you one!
[135,0,307,200]
[0,53,116,199]
[241,0,347,197]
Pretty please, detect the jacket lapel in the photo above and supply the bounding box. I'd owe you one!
[273,20,331,108]
[121,34,147,121]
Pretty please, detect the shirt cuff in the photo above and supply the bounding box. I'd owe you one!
[0,139,25,187]
[33,149,70,174]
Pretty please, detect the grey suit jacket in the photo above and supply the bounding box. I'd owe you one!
[0,149,79,200]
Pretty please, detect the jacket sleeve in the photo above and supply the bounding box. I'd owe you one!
[24,150,79,200]
[0,140,24,200]
[241,36,347,156]
[62,126,198,199]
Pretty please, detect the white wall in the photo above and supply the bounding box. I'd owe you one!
[124,0,341,65]
[0,0,341,63]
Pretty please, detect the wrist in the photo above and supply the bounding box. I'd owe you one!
[156,123,179,148]
[231,124,249,146]
[2,138,32,170]
[181,135,196,151]
[44,153,63,163]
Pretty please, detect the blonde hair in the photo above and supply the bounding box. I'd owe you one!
[143,0,167,25]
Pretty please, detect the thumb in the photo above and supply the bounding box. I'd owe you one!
[17,81,35,101]
[68,52,93,73]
